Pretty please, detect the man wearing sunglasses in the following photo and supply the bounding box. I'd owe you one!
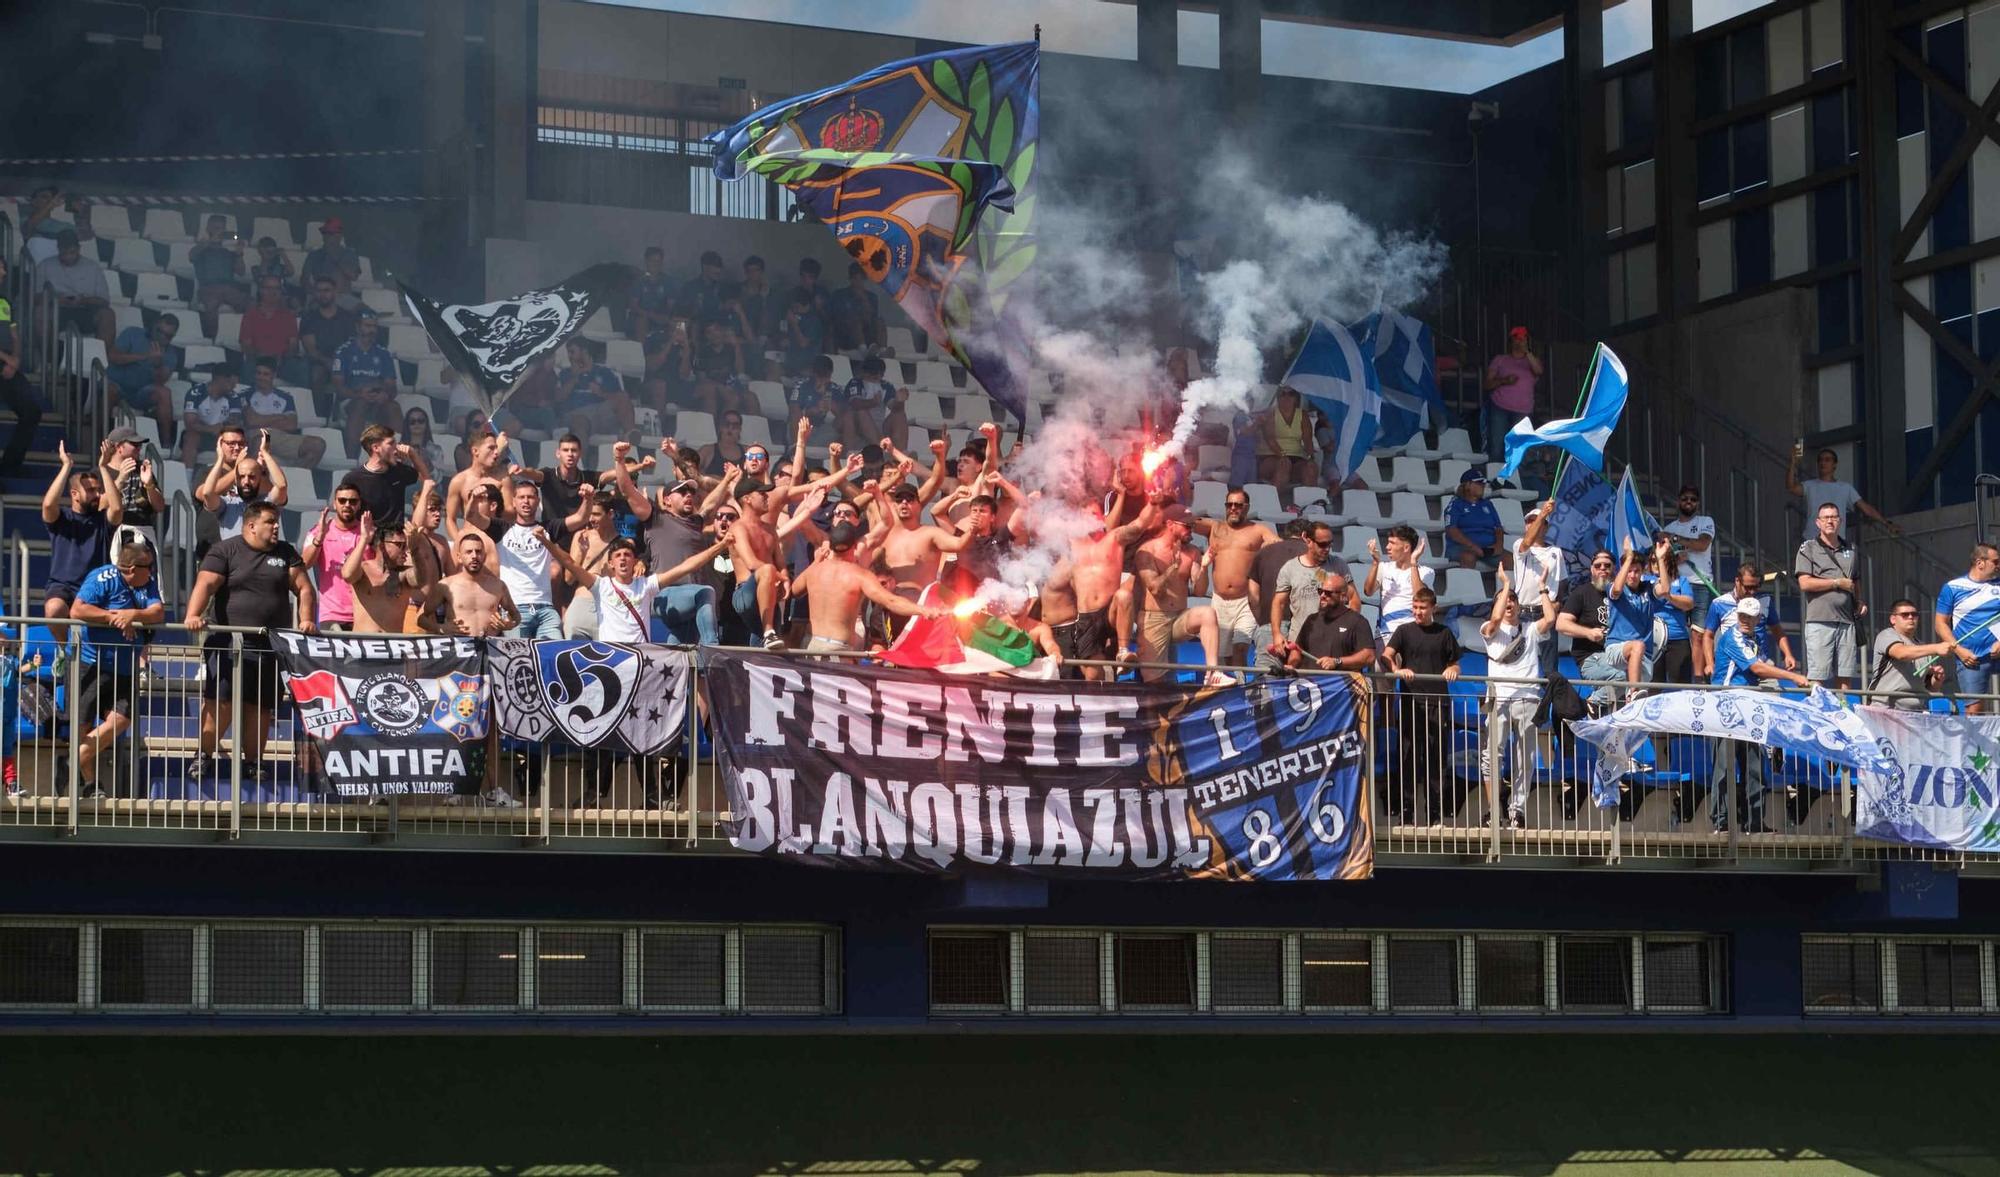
[1189,488,1278,666]
[301,481,368,632]
[1870,598,1952,711]
[68,540,165,799]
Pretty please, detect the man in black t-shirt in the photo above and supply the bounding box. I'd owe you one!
[1384,586,1463,824]
[346,422,429,529]
[1289,569,1376,669]
[182,500,314,786]
[1557,549,1616,666]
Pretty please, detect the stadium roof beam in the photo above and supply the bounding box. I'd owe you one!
[1098,0,1629,48]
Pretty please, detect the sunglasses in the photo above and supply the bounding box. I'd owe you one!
[1591,561,1615,569]
[121,562,154,571]
[1891,611,1919,618]
[714,512,740,522]
[1226,500,1248,509]
[745,450,769,460]
[334,497,361,506]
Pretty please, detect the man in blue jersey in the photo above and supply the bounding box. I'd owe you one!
[1934,543,2000,713]
[1707,595,1811,834]
[1698,561,1797,677]
[67,540,165,798]
[1578,536,1671,706]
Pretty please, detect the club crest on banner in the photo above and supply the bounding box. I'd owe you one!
[489,638,553,743]
[286,669,356,741]
[538,641,641,748]
[444,292,583,376]
[357,672,429,738]
[430,671,489,741]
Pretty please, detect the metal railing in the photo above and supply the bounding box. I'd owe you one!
[0,618,1988,871]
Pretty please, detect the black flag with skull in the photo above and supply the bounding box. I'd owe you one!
[399,262,635,414]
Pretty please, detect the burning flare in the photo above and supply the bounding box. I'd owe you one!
[1140,447,1171,478]
[952,597,987,619]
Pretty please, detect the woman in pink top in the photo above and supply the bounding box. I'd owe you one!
[1483,325,1543,464]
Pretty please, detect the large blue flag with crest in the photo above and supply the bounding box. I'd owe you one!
[1497,343,1629,480]
[1349,310,1443,449]
[706,43,1038,423]
[1282,318,1380,485]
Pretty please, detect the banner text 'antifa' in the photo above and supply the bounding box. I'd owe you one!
[730,662,1215,868]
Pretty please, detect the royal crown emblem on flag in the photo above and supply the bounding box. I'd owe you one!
[819,97,886,152]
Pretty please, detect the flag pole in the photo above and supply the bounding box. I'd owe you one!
[1543,341,1601,494]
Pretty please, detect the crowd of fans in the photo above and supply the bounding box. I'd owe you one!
[9,219,1988,828]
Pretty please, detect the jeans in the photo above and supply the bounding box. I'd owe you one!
[510,601,564,640]
[1579,640,1654,703]
[1709,739,1767,829]
[1483,400,1516,465]
[654,582,719,646]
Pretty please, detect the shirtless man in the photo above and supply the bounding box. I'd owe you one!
[443,428,512,536]
[730,479,790,649]
[1134,506,1230,684]
[422,531,521,636]
[340,510,432,633]
[1056,493,1160,680]
[880,482,974,599]
[790,522,945,653]
[1191,487,1278,665]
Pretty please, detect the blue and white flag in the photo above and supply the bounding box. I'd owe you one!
[1546,458,1616,583]
[1350,310,1443,449]
[1571,685,1882,809]
[1284,318,1380,485]
[1609,466,1661,559]
[1497,343,1629,481]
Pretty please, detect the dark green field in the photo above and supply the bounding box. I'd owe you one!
[1,1032,1997,1175]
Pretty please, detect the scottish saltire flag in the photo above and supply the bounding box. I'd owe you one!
[1283,318,1380,485]
[1497,343,1629,480]
[1350,310,1443,449]
[1609,466,1662,558]
[706,43,1039,422]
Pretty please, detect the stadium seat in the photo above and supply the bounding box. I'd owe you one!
[826,355,853,384]
[110,237,162,274]
[580,307,614,340]
[739,415,774,451]
[1429,459,1474,494]
[131,417,162,450]
[157,460,191,505]
[1438,567,1490,608]
[673,411,717,450]
[1340,491,1393,529]
[749,380,789,421]
[406,357,445,390]
[281,467,323,510]
[602,338,646,379]
[359,288,403,320]
[212,313,242,351]
[1388,455,1434,495]
[911,360,954,391]
[163,242,196,280]
[949,393,995,428]
[1350,455,1392,491]
[1189,480,1227,517]
[1194,444,1231,480]
[905,425,934,454]
[132,272,182,310]
[62,335,107,377]
[303,428,347,467]
[1243,483,1284,520]
[143,209,190,241]
[1292,486,1329,515]
[903,391,947,430]
[180,343,227,372]
[252,217,300,250]
[1385,491,1440,529]
[91,208,139,239]
[1335,527,1377,565]
[1437,427,1485,462]
[1492,496,1528,535]
[114,304,145,335]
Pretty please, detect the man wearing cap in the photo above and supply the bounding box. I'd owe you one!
[1708,593,1811,833]
[302,217,362,305]
[98,426,164,561]
[545,532,731,645]
[1286,566,1376,672]
[33,229,114,344]
[1443,469,1508,569]
[880,480,973,608]
[634,474,723,646]
[1483,325,1542,465]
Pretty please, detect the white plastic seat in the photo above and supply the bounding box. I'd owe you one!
[948,393,995,429]
[902,391,947,430]
[157,459,191,505]
[1195,444,1231,480]
[1291,486,1329,515]
[62,335,107,377]
[906,425,936,454]
[91,209,138,239]
[359,288,403,319]
[739,415,774,451]
[826,355,853,384]
[1437,427,1485,462]
[1491,496,1527,535]
[406,357,445,389]
[602,338,646,379]
[1384,491,1440,529]
[132,272,182,309]
[748,380,789,420]
[180,343,227,373]
[303,428,347,466]
[1243,482,1284,520]
[280,467,323,510]
[284,385,324,428]
[143,209,190,241]
[212,312,242,351]
[114,304,146,335]
[1335,527,1377,565]
[1390,455,1446,496]
[1438,567,1490,608]
[251,217,300,249]
[110,238,162,274]
[1340,491,1392,529]
[1431,459,1474,495]
[883,327,915,356]
[672,410,717,450]
[163,242,196,280]
[1188,480,1227,517]
[911,360,955,391]
[1347,454,1391,490]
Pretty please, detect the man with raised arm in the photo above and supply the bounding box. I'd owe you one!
[1481,567,1556,830]
[1190,487,1278,667]
[340,508,434,634]
[423,531,521,639]
[1059,492,1160,680]
[790,522,948,653]
[41,440,111,620]
[1133,505,1231,685]
[542,530,730,644]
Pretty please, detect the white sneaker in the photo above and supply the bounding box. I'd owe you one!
[762,630,786,651]
[481,786,523,809]
[1204,671,1236,688]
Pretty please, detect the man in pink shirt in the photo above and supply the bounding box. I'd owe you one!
[1483,324,1543,464]
[300,481,366,631]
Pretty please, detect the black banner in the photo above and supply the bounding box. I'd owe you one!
[489,638,692,755]
[274,631,488,797]
[708,651,1373,880]
[400,262,633,406]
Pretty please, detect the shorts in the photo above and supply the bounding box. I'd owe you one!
[201,638,285,707]
[1052,607,1113,668]
[805,635,855,654]
[1137,610,1198,681]
[75,662,137,723]
[1804,621,1858,681]
[1956,655,2000,698]
[1686,581,1717,632]
[1212,595,1256,658]
[44,577,82,605]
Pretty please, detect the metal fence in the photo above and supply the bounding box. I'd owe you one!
[0,617,1989,870]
